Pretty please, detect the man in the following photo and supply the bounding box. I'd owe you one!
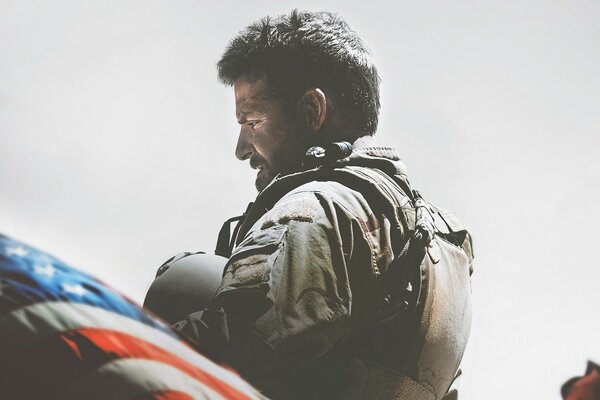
[176,10,474,399]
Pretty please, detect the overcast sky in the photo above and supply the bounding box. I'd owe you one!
[1,1,599,398]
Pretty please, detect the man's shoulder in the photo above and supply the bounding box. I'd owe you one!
[284,178,363,200]
[241,144,410,238]
[257,179,368,231]
[266,163,402,231]
[277,151,409,211]
[278,177,374,217]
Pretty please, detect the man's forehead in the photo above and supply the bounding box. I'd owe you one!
[234,77,278,116]
[234,77,267,101]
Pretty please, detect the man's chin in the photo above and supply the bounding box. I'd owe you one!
[255,169,275,192]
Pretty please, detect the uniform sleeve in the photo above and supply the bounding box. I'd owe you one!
[177,188,381,389]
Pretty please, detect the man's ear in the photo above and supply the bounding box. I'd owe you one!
[297,88,327,133]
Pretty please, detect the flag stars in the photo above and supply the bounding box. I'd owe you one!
[34,264,57,278]
[62,283,87,296]
[5,246,28,258]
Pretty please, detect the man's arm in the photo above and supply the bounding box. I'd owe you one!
[177,187,381,389]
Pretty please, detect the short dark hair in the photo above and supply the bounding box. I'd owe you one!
[217,10,381,136]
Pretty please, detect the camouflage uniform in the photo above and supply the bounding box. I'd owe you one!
[182,145,473,400]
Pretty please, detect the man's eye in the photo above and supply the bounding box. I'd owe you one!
[246,120,259,128]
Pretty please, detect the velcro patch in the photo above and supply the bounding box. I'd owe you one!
[222,253,270,287]
[262,197,319,229]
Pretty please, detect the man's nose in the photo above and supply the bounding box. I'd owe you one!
[235,128,253,161]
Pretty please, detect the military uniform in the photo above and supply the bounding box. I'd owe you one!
[180,145,473,400]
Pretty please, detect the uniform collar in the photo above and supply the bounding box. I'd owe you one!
[348,136,407,175]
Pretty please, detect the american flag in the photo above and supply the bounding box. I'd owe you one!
[0,233,267,400]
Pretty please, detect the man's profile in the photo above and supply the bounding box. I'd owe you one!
[148,10,474,400]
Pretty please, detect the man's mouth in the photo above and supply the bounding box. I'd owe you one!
[254,165,271,192]
[251,161,266,179]
[256,166,266,178]
[250,157,266,171]
[253,165,264,177]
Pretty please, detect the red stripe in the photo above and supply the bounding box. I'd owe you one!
[132,390,195,400]
[62,334,84,359]
[67,328,254,400]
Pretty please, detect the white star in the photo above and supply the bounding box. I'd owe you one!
[5,246,28,257]
[34,264,57,278]
[62,283,87,296]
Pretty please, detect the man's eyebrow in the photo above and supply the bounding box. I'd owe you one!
[236,110,261,124]
[236,112,249,123]
[234,100,255,118]
[236,90,277,107]
[235,100,266,121]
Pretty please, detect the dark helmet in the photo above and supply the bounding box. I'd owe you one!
[143,252,226,324]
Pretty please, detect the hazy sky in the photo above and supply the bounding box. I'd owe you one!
[1,1,599,398]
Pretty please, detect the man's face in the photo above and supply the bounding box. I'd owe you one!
[234,76,307,192]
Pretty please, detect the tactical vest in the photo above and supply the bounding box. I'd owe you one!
[217,157,474,400]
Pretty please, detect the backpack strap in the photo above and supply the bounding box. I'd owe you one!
[428,204,475,274]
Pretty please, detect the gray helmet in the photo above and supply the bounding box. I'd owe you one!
[143,252,226,324]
